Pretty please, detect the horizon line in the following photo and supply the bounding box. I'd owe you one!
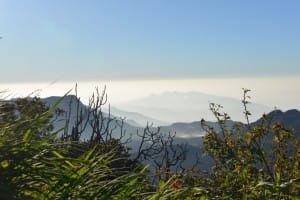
[1,74,300,84]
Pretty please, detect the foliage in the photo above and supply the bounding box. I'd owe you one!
[0,88,299,199]
[171,89,300,199]
[137,89,300,200]
[0,96,57,138]
[0,95,149,199]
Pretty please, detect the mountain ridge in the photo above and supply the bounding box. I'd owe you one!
[116,91,272,123]
[41,95,300,140]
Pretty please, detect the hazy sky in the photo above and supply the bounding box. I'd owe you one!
[1,0,300,82]
[1,76,300,111]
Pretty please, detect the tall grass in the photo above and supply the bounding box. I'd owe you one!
[0,95,151,199]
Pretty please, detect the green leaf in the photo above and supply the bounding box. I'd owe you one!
[276,172,281,183]
[84,145,97,161]
[52,150,75,169]
[23,129,31,142]
[52,150,64,159]
[159,180,165,189]
[148,193,160,200]
[1,160,9,168]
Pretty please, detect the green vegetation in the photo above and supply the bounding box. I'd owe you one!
[0,89,299,199]
[0,94,148,199]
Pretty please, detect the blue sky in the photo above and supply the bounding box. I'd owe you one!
[0,0,300,82]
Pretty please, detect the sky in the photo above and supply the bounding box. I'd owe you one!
[0,1,300,114]
[0,0,300,82]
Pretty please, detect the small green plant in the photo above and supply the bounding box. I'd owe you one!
[198,89,300,199]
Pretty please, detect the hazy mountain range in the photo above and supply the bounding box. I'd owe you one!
[41,94,300,146]
[104,106,169,127]
[115,91,272,124]
[42,94,238,142]
[38,94,300,171]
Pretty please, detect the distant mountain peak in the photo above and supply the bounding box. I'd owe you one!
[117,91,271,123]
[266,109,300,118]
